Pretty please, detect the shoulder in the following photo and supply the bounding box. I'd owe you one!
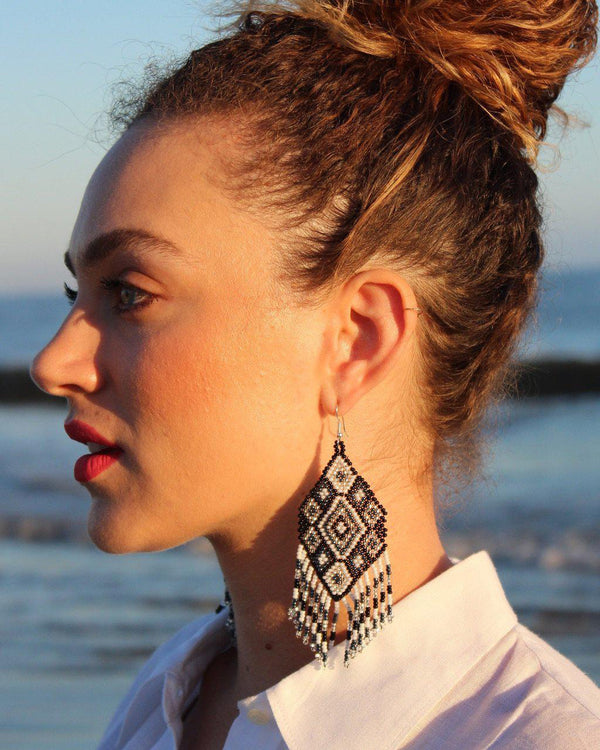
[488,623,600,749]
[96,610,221,749]
[401,622,600,750]
[515,623,600,717]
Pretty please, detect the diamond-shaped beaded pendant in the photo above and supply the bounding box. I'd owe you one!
[288,435,393,668]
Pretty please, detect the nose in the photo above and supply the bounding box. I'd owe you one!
[29,308,103,398]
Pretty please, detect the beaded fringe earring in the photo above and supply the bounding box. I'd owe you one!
[215,586,236,645]
[288,406,393,668]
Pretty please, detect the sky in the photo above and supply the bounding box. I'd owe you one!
[2,1,599,293]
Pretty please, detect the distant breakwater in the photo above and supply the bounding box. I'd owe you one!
[1,359,599,403]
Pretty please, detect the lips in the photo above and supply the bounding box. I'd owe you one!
[64,420,118,447]
[64,419,124,482]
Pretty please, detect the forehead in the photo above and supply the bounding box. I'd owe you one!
[68,118,273,277]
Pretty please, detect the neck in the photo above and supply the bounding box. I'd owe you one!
[207,474,452,702]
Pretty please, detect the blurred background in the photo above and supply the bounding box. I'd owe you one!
[1,2,599,748]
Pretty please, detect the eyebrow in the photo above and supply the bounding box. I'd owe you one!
[64,229,183,276]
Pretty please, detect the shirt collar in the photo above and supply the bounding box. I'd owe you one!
[129,549,517,750]
[257,549,518,750]
[117,607,232,748]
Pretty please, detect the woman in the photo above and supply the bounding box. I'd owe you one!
[30,0,599,748]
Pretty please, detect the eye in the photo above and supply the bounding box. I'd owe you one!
[61,279,156,313]
[100,277,156,313]
[64,282,77,306]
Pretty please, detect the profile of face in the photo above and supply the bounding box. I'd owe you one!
[30,119,334,554]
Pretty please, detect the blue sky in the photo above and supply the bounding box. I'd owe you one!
[2,1,599,292]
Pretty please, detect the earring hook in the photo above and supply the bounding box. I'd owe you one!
[335,404,348,439]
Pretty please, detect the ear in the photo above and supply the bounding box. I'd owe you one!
[320,269,420,417]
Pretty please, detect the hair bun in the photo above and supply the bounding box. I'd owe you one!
[251,0,598,161]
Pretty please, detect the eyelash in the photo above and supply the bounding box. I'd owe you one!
[63,277,156,314]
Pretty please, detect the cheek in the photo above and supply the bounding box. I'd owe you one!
[111,313,254,465]
[110,302,322,522]
[116,324,228,429]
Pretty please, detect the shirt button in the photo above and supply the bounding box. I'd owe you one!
[247,708,271,725]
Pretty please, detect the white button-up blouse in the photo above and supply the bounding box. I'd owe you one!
[96,550,600,749]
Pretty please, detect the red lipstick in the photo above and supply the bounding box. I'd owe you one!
[64,419,123,483]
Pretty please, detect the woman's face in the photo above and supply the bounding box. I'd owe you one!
[30,119,328,553]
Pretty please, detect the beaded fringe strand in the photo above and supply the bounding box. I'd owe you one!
[288,544,393,668]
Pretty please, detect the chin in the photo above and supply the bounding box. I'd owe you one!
[86,505,147,554]
[86,503,192,554]
[88,519,141,554]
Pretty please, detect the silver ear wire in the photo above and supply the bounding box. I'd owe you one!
[335,404,348,439]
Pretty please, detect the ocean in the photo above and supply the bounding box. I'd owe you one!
[1,266,599,748]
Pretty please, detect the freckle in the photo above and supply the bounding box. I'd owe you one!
[265,643,273,651]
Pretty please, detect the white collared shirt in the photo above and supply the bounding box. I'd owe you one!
[96,550,600,749]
